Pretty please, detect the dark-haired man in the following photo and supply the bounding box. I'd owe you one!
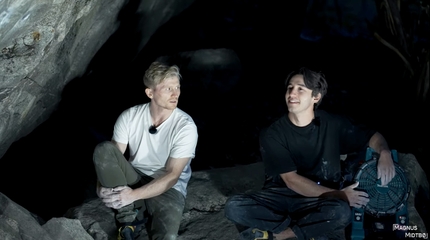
[225,67,395,240]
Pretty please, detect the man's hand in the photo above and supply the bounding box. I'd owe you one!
[377,151,396,186]
[341,182,369,208]
[98,186,136,209]
[97,185,114,198]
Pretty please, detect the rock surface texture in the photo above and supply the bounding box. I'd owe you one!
[1,153,428,239]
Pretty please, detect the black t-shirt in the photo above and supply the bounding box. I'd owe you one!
[261,110,376,188]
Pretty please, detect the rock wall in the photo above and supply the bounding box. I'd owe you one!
[0,0,195,159]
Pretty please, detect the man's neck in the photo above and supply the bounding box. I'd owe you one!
[149,103,174,127]
[288,111,315,127]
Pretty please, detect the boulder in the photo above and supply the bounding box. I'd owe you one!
[0,0,195,159]
[0,153,427,240]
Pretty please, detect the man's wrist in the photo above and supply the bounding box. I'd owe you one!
[378,149,394,164]
[379,149,391,158]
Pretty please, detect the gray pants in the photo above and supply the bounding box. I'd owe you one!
[93,141,185,240]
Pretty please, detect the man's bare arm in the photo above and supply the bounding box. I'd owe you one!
[111,140,127,154]
[280,171,334,197]
[368,132,390,154]
[368,132,395,185]
[280,171,369,207]
[131,157,190,200]
[101,156,191,209]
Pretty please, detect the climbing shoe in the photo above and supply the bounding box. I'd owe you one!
[117,225,136,240]
[239,228,274,240]
[117,217,147,240]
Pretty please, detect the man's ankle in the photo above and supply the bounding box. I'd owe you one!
[273,227,296,240]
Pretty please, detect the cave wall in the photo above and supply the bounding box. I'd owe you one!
[0,0,429,222]
[0,0,195,160]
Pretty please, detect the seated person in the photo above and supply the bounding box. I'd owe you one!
[224,67,395,240]
[92,61,198,240]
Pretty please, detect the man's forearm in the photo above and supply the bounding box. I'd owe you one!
[368,132,390,154]
[368,131,396,186]
[132,172,178,200]
[282,172,336,197]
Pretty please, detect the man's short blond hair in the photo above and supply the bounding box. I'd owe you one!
[143,61,181,89]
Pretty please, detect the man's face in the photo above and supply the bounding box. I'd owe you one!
[148,76,181,111]
[285,74,320,115]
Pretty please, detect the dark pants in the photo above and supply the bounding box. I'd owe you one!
[224,187,351,240]
[93,141,185,240]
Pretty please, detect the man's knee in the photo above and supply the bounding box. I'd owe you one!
[93,141,116,164]
[94,141,115,152]
[331,199,352,227]
[224,195,246,222]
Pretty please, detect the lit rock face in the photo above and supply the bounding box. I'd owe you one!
[0,0,195,159]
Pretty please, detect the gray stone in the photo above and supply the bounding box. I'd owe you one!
[63,161,265,240]
[0,154,428,239]
[0,0,195,159]
[42,217,93,240]
[64,197,118,240]
[0,192,53,240]
[398,153,429,233]
[64,154,428,239]
[0,0,128,159]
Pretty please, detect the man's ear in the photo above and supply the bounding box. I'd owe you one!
[313,93,322,103]
[145,88,153,99]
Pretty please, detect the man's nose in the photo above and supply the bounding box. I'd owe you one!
[172,89,180,96]
[288,88,298,96]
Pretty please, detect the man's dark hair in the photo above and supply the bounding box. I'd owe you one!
[284,67,328,108]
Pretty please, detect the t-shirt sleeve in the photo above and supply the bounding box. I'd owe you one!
[112,109,130,145]
[260,131,297,176]
[337,115,376,154]
[170,123,198,159]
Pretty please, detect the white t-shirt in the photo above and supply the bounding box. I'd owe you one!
[112,103,198,197]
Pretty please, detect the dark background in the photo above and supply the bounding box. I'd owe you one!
[1,0,429,229]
